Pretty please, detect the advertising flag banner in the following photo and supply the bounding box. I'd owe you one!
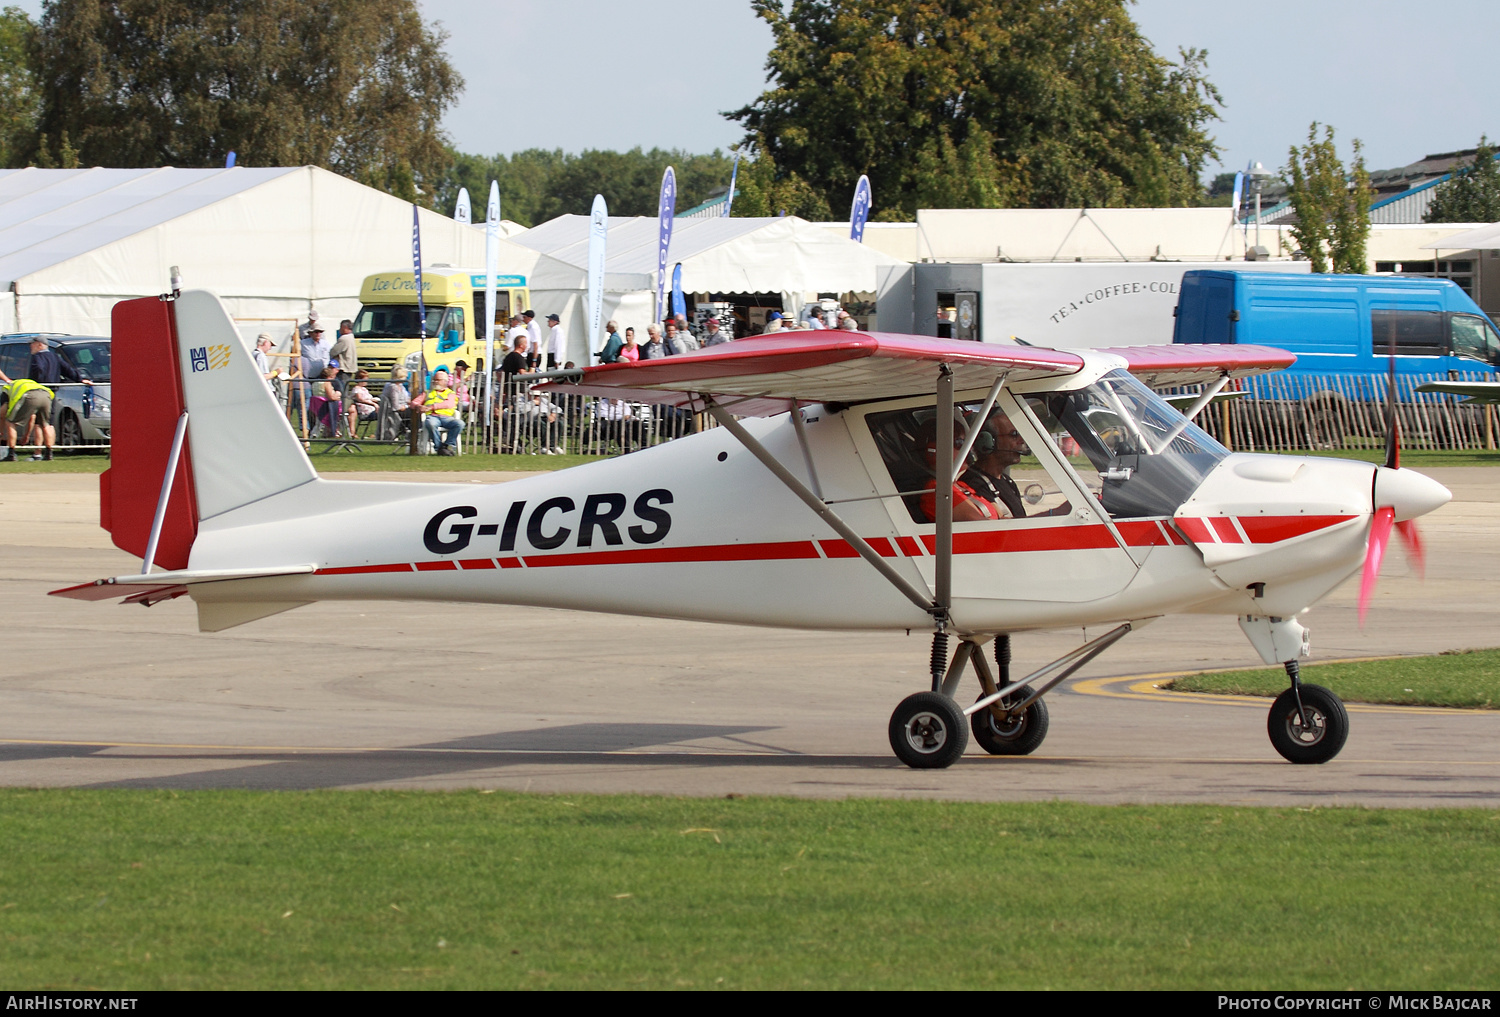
[454,187,472,224]
[671,263,685,318]
[849,174,873,242]
[1232,171,1245,229]
[656,166,677,322]
[224,151,236,169]
[411,205,427,342]
[722,150,740,217]
[588,194,609,357]
[483,180,501,423]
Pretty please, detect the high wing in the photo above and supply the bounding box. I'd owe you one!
[1091,344,1296,388]
[1415,380,1500,403]
[542,333,1296,412]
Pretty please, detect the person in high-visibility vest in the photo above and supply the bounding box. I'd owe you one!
[0,374,55,461]
[411,368,462,456]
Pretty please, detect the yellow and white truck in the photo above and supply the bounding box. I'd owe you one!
[353,268,530,377]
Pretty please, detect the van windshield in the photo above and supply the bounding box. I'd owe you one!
[1023,369,1228,518]
[354,304,447,339]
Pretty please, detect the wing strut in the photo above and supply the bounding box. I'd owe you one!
[702,395,936,616]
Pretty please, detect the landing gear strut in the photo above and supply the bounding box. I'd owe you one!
[887,625,1132,769]
[1267,659,1348,764]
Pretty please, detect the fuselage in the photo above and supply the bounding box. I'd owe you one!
[185,399,1444,638]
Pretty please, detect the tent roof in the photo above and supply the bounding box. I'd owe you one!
[0,166,303,285]
[1421,222,1500,250]
[511,214,904,294]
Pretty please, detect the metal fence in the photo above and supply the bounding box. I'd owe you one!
[27,369,1500,459]
[1188,372,1498,453]
[277,371,708,457]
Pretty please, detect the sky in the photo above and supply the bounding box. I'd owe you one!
[421,0,1499,177]
[13,0,1499,179]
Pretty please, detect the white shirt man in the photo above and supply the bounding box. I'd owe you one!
[523,311,542,358]
[544,313,566,369]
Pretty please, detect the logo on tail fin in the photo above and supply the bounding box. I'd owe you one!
[190,344,232,372]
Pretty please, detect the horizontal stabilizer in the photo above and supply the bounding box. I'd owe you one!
[196,600,311,632]
[49,565,316,602]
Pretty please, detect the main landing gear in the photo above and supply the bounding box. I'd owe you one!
[888,626,1130,769]
[1267,659,1349,764]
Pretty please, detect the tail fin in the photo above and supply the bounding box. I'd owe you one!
[171,290,315,521]
[101,291,315,569]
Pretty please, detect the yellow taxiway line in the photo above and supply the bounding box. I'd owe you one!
[1073,665,1493,717]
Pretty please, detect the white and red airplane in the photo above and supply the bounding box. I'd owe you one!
[53,290,1451,768]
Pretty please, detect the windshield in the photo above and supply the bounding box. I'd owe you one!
[1450,314,1500,366]
[61,341,111,382]
[354,304,447,339]
[1023,369,1227,518]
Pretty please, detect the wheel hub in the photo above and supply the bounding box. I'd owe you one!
[903,712,949,754]
[1285,706,1327,745]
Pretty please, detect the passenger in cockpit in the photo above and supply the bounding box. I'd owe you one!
[914,417,1004,523]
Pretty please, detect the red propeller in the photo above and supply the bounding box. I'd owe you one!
[1357,333,1428,624]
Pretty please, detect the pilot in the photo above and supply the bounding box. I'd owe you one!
[965,410,1071,518]
[915,416,1003,523]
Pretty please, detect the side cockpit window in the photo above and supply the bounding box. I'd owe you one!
[866,402,1074,525]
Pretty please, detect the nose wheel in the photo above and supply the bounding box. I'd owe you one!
[1268,682,1348,764]
[1266,660,1348,764]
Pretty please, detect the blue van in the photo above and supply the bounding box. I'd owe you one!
[1172,271,1500,378]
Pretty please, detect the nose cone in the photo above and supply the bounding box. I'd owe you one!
[1374,467,1451,521]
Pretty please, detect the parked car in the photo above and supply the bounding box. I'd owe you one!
[0,333,112,449]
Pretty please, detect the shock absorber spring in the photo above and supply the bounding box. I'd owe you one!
[930,629,950,693]
[995,634,1012,689]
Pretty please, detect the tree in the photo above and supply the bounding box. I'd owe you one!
[1284,123,1371,274]
[0,5,38,166]
[435,147,736,227]
[1424,137,1500,224]
[727,0,1221,218]
[26,0,461,202]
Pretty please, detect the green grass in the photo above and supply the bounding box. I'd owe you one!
[2,790,1498,989]
[1169,650,1500,709]
[1297,448,1500,467]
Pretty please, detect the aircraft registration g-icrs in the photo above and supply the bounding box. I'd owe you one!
[55,290,1451,769]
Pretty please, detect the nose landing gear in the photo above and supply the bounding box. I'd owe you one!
[1268,660,1348,764]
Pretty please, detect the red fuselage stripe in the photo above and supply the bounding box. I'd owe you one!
[312,515,1355,576]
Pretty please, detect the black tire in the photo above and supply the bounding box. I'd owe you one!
[888,692,969,769]
[1267,683,1348,764]
[971,692,1050,756]
[57,411,83,453]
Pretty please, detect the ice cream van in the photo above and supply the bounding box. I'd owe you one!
[354,267,529,377]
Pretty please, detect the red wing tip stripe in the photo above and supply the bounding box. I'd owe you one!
[459,558,497,570]
[415,560,458,572]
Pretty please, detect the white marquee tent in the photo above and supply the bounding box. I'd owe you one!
[0,166,576,342]
[512,214,906,361]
